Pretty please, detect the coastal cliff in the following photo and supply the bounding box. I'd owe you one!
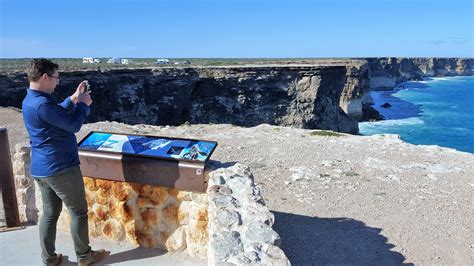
[366,57,474,90]
[0,64,367,134]
[0,58,472,132]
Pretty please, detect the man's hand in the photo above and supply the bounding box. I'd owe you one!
[78,90,93,106]
[70,80,89,104]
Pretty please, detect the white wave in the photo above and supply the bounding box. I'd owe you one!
[452,127,471,132]
[426,76,474,82]
[360,117,425,128]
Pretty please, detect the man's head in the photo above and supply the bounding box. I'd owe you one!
[27,58,59,94]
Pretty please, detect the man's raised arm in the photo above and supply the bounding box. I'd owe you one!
[38,101,90,133]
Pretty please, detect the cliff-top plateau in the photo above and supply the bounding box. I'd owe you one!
[1,58,473,264]
[1,106,473,265]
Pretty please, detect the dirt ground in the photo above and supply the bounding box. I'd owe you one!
[1,107,473,265]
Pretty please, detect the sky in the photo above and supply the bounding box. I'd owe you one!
[0,0,473,58]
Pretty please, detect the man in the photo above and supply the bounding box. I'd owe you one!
[22,59,106,266]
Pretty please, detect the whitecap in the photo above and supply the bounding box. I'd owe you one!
[360,117,425,127]
[452,127,470,132]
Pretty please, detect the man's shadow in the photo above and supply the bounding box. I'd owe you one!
[272,211,413,265]
[59,248,164,265]
[102,248,167,264]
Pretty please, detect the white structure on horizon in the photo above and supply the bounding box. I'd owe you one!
[82,57,94,63]
[107,57,121,64]
[156,58,170,64]
[121,58,132,65]
[83,57,101,63]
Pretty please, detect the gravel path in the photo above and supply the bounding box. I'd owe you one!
[1,107,473,265]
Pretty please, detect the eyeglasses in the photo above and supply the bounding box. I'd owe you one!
[48,74,60,80]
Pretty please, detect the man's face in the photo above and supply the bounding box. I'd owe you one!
[39,69,59,93]
[46,69,60,93]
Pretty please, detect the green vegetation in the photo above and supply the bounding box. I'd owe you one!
[310,130,344,137]
[0,57,352,73]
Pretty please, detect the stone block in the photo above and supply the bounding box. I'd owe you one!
[185,219,208,258]
[165,226,187,251]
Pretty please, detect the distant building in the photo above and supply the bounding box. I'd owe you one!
[82,57,95,63]
[156,58,170,64]
[107,57,121,64]
[121,59,132,65]
[173,60,191,65]
[93,58,101,63]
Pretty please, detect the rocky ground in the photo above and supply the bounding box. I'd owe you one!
[1,107,473,265]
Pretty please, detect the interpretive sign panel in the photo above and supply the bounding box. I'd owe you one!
[78,131,218,163]
[77,131,218,192]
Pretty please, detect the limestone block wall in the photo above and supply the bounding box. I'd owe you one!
[12,143,39,224]
[79,177,208,257]
[207,163,290,265]
[13,143,208,258]
[13,143,290,264]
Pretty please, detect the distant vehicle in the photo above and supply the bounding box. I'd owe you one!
[121,59,132,65]
[174,60,191,65]
[82,57,95,64]
[107,57,121,64]
[156,58,170,64]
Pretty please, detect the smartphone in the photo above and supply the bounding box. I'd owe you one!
[84,81,90,92]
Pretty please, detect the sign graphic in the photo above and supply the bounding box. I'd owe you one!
[78,132,217,162]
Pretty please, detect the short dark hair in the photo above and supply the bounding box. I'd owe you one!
[26,58,59,82]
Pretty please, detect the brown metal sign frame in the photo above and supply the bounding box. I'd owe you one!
[77,131,218,164]
[77,131,217,192]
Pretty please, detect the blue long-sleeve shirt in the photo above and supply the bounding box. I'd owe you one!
[22,88,90,177]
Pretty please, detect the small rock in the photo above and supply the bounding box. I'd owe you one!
[215,209,241,229]
[212,231,244,261]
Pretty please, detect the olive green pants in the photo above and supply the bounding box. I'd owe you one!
[34,166,91,264]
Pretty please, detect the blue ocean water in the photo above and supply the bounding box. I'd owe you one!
[359,76,474,153]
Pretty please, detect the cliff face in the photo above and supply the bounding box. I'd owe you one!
[366,57,474,90]
[0,64,366,134]
[339,62,370,120]
[1,58,470,133]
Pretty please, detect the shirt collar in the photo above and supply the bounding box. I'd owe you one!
[27,88,52,98]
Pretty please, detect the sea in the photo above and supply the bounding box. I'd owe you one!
[359,75,474,154]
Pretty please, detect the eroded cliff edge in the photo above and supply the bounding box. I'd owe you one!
[365,57,474,90]
[0,58,472,133]
[0,63,367,134]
